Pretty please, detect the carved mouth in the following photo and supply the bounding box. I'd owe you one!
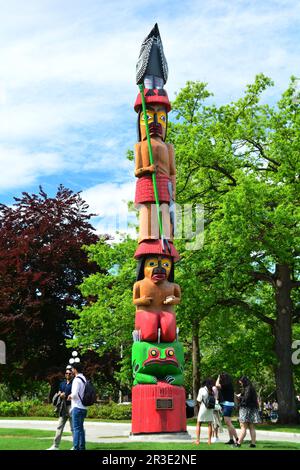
[143,358,178,367]
[149,122,163,136]
[151,273,166,281]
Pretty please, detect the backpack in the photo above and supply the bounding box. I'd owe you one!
[203,390,216,409]
[77,376,97,406]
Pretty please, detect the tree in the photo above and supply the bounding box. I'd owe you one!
[0,186,98,396]
[68,77,299,421]
[170,76,300,423]
[67,236,136,396]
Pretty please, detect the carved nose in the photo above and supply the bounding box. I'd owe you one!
[153,113,158,125]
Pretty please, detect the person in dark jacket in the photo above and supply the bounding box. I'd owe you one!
[216,372,238,445]
[47,367,73,450]
[236,376,261,448]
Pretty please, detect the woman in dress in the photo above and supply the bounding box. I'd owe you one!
[236,376,261,448]
[195,379,214,445]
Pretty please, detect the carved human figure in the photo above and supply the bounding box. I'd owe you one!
[133,255,181,342]
[134,90,175,242]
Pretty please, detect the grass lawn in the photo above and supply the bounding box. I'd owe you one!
[186,418,300,434]
[0,429,299,451]
[0,429,71,451]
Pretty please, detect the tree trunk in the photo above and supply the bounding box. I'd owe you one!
[274,264,298,423]
[192,319,201,403]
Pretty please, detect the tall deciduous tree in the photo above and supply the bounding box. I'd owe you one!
[0,186,98,394]
[67,236,136,394]
[170,76,300,423]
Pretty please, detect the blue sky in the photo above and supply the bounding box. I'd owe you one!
[0,0,299,235]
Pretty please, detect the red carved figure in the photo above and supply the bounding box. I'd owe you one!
[133,255,181,342]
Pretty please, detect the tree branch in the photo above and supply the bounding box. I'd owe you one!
[244,138,280,167]
[217,298,275,326]
[202,164,237,186]
[251,271,275,285]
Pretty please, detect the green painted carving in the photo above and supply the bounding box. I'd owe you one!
[132,341,184,386]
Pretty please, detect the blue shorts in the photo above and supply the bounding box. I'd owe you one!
[222,405,234,417]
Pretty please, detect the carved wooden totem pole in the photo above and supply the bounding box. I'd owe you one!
[131,24,186,434]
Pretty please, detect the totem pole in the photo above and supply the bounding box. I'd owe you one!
[131,24,187,435]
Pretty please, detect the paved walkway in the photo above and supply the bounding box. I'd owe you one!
[1,420,300,444]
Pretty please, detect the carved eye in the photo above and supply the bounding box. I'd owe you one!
[160,115,166,122]
[149,261,156,267]
[162,261,170,268]
[141,114,153,122]
[150,348,159,357]
[166,349,175,357]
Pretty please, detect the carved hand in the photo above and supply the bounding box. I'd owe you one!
[163,295,176,305]
[138,296,153,306]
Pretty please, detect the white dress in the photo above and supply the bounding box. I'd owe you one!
[197,386,214,423]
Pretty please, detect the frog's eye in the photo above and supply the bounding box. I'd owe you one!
[149,348,159,357]
[166,348,175,357]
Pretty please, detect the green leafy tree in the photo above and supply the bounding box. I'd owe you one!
[170,76,300,423]
[68,236,136,395]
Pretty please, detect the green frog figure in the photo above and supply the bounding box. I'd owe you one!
[132,341,184,386]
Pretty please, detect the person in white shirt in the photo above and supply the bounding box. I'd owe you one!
[67,363,87,450]
[195,379,214,445]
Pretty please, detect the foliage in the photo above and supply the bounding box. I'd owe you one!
[67,76,300,422]
[0,384,13,402]
[68,236,136,391]
[169,76,300,422]
[0,186,99,394]
[0,400,131,420]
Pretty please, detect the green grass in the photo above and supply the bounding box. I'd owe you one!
[186,418,300,433]
[0,428,72,451]
[0,416,131,423]
[0,429,299,451]
[89,441,300,451]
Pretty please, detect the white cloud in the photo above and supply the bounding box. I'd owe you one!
[1,0,300,196]
[82,181,134,217]
[82,181,136,237]
[0,146,64,191]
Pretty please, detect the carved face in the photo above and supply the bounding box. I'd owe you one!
[139,104,167,141]
[144,255,172,283]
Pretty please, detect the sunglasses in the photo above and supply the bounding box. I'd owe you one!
[65,372,72,375]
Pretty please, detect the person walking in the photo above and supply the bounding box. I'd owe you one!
[216,372,238,445]
[68,363,87,451]
[47,366,73,450]
[212,381,223,443]
[195,379,215,445]
[236,376,261,448]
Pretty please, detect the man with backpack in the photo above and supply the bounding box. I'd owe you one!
[68,363,88,451]
[47,366,73,450]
